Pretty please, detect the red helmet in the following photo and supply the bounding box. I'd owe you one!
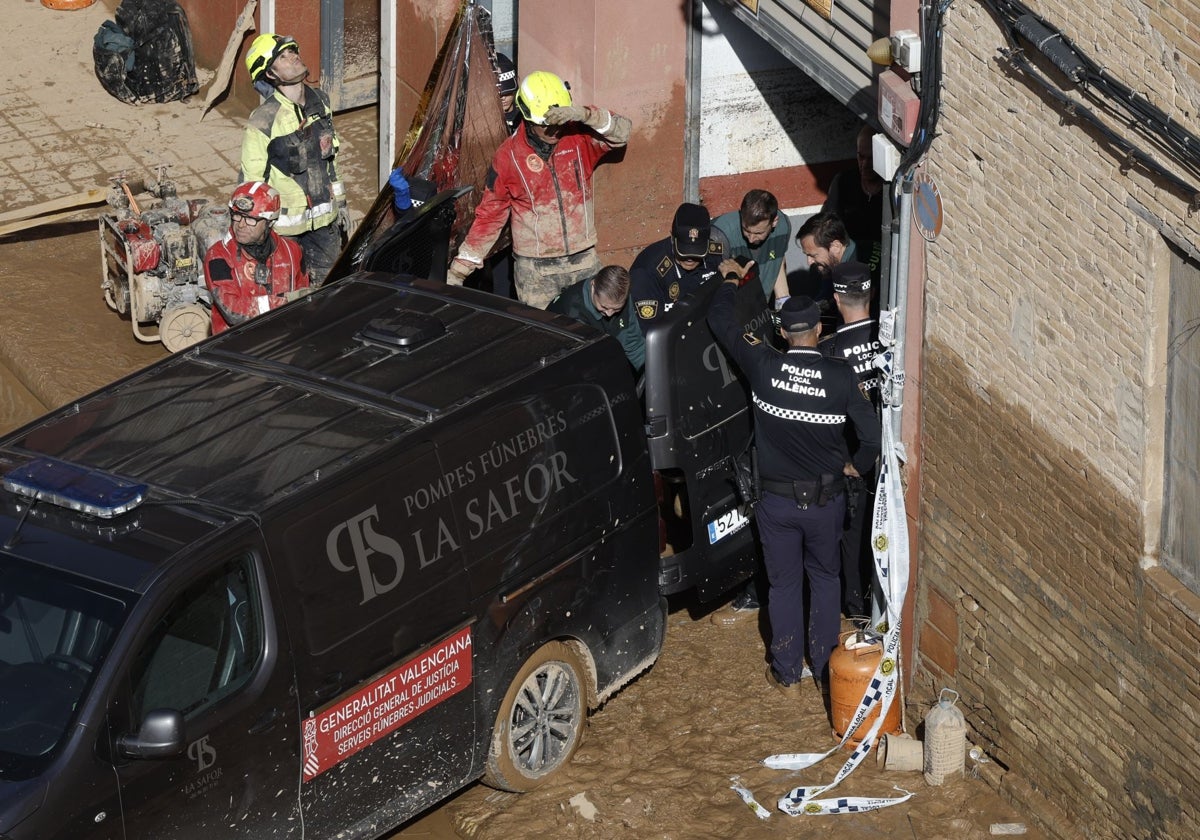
[229,181,281,222]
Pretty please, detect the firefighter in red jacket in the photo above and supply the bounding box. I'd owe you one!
[204,181,310,334]
[447,70,632,309]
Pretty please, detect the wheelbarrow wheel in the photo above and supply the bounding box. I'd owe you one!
[160,304,210,353]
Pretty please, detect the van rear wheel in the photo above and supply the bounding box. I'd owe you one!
[484,641,586,792]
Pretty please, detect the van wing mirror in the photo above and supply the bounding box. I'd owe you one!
[117,708,186,759]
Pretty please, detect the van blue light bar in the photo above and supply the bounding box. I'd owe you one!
[3,457,146,519]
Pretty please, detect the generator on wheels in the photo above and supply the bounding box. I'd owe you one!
[100,171,228,352]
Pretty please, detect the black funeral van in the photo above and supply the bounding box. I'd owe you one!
[0,275,667,839]
[341,186,765,606]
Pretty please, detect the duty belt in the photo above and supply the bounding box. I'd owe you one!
[760,475,844,509]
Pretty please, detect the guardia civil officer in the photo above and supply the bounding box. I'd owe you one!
[820,261,883,618]
[708,264,881,695]
[548,265,645,373]
[629,202,725,323]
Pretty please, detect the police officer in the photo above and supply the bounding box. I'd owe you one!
[548,265,645,373]
[820,261,883,618]
[630,202,725,323]
[495,52,521,135]
[708,266,881,694]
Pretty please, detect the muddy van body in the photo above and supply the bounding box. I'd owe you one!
[0,275,665,839]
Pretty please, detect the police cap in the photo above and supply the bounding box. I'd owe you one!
[831,260,872,295]
[671,203,712,260]
[408,176,437,207]
[779,295,821,332]
[495,53,518,97]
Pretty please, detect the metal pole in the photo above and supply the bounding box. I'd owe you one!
[878,179,895,316]
[890,175,914,441]
[261,0,274,40]
[380,0,397,188]
[683,0,703,203]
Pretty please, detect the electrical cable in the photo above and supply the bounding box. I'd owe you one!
[978,0,1200,205]
[894,0,951,195]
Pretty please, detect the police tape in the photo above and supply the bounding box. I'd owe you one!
[729,776,772,819]
[779,787,916,816]
[764,345,913,817]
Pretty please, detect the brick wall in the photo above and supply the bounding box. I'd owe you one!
[915,1,1200,837]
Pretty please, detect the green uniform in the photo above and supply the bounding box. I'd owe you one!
[547,278,645,372]
[712,210,792,299]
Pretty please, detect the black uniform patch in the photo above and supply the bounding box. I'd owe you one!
[741,332,761,346]
[668,281,681,301]
[636,299,659,319]
[656,255,673,277]
[708,240,724,255]
[207,258,233,281]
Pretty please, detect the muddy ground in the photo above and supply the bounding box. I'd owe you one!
[0,2,1045,837]
[394,604,1039,840]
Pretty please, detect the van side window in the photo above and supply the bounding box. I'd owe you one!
[128,556,262,720]
[0,563,126,772]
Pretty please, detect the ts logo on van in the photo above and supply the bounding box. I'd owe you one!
[187,735,216,772]
[327,505,405,604]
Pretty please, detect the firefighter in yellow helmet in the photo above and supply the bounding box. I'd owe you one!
[240,33,347,286]
[448,70,633,309]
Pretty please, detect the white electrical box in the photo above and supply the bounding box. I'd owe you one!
[872,133,901,182]
[892,30,922,74]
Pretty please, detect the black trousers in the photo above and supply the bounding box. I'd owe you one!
[840,473,876,617]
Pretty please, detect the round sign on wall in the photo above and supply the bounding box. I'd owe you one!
[913,171,943,242]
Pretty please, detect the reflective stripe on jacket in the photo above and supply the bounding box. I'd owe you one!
[240,86,344,237]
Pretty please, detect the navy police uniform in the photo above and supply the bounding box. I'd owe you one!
[630,202,724,323]
[629,238,723,322]
[495,53,521,136]
[708,285,881,686]
[819,261,882,618]
[820,322,882,405]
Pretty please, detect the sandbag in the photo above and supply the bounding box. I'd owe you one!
[93,0,198,104]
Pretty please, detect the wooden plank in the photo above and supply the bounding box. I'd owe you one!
[0,207,98,237]
[202,0,259,118]
[0,189,107,226]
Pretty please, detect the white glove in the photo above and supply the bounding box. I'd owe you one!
[284,287,314,303]
[543,105,588,126]
[447,258,474,286]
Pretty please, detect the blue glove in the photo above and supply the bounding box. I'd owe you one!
[389,168,412,211]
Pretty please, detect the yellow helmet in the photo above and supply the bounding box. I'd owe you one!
[245,33,297,83]
[515,71,572,125]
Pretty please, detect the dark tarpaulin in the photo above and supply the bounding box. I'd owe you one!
[337,3,509,277]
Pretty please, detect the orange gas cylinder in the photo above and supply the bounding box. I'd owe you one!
[829,630,902,747]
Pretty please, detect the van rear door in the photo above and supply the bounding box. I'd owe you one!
[642,279,772,600]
